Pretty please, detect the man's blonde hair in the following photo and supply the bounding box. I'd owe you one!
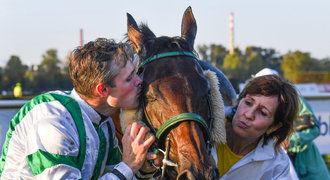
[69,38,134,98]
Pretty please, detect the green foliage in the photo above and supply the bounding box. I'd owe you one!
[197,44,227,69]
[210,44,227,68]
[2,55,28,90]
[197,44,282,82]
[34,49,71,93]
[197,44,209,61]
[280,51,330,83]
[281,51,316,82]
[292,72,330,83]
[319,58,330,71]
[244,47,264,78]
[0,49,72,96]
[223,53,242,79]
[0,44,329,97]
[247,46,281,70]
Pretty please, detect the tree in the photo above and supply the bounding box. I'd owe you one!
[2,55,28,90]
[59,55,73,91]
[244,46,265,77]
[209,44,227,68]
[35,49,63,92]
[23,65,38,94]
[281,51,316,82]
[197,44,209,61]
[197,44,228,69]
[222,53,243,92]
[319,57,330,71]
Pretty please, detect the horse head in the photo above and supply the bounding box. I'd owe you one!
[127,7,222,179]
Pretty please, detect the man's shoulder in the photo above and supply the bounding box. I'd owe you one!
[27,91,78,113]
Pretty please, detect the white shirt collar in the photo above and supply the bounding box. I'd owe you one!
[70,89,104,125]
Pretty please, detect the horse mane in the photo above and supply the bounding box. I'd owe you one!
[204,70,226,144]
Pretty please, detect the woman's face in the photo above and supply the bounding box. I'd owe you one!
[232,94,281,140]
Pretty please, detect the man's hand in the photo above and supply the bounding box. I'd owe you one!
[121,122,156,173]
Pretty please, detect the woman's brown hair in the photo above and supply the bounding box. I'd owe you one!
[238,75,299,150]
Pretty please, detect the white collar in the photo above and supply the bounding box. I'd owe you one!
[70,89,106,125]
[250,138,276,161]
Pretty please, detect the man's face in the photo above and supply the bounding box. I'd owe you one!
[107,61,142,109]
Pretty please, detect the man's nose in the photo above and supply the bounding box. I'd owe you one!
[134,75,143,87]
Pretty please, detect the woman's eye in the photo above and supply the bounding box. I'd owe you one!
[245,100,252,106]
[259,109,270,117]
[260,111,267,116]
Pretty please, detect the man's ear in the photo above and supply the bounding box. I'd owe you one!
[96,83,110,97]
[266,122,282,135]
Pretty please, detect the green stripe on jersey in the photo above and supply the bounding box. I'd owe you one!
[27,150,78,175]
[0,92,86,176]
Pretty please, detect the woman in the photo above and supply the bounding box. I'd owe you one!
[217,75,299,179]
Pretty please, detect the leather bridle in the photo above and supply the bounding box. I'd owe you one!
[138,51,214,178]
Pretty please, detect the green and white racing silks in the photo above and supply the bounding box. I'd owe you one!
[0,90,133,179]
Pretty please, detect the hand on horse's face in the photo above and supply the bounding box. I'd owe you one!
[139,151,164,173]
[121,122,156,173]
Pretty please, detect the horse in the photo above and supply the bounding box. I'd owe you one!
[120,6,236,179]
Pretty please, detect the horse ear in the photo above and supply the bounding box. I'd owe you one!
[127,13,143,53]
[181,6,197,50]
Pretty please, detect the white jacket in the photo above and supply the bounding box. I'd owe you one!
[0,90,133,179]
[220,139,293,180]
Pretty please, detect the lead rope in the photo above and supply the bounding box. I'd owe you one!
[160,138,178,179]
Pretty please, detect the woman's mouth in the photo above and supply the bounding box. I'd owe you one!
[237,120,249,129]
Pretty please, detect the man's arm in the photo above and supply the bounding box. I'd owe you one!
[29,115,82,179]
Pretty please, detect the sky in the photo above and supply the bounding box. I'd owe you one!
[0,0,329,66]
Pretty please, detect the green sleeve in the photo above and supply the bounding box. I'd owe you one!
[288,97,320,153]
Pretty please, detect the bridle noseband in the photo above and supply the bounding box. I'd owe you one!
[138,51,214,178]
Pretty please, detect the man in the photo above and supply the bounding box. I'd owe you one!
[0,38,155,179]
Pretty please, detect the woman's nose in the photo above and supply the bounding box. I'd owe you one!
[244,108,255,120]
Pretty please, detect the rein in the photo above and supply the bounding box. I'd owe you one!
[139,51,213,178]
